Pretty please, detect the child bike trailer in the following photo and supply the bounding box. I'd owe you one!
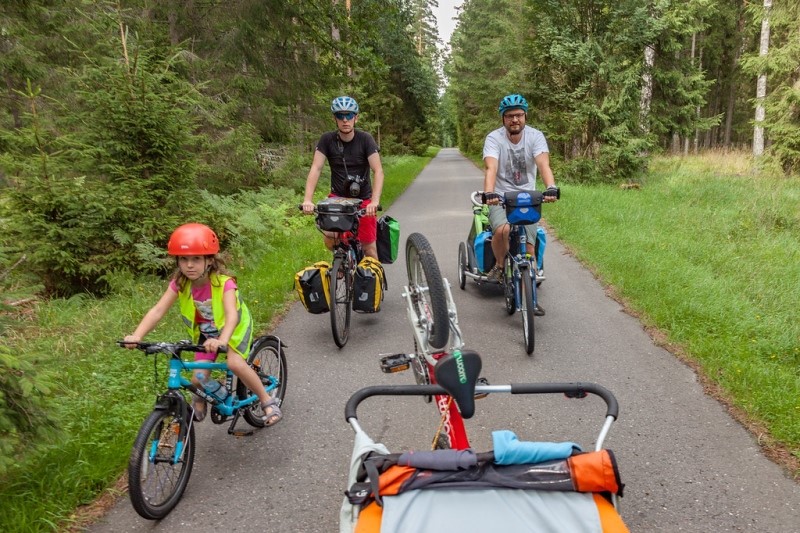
[340,377,629,533]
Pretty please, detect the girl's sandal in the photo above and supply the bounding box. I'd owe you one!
[260,398,283,427]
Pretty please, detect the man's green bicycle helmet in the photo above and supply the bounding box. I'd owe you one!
[331,96,360,114]
[498,94,528,116]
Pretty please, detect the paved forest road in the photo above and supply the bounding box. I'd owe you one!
[90,149,799,532]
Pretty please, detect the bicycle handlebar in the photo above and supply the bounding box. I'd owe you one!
[116,340,228,355]
[345,382,619,421]
[470,189,559,207]
[297,203,383,214]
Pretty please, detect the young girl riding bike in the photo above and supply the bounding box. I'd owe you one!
[123,223,282,426]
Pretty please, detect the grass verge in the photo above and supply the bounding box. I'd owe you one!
[544,152,799,475]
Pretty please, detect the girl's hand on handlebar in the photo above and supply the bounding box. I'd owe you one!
[365,201,380,216]
[122,334,141,349]
[300,200,315,214]
[203,338,226,353]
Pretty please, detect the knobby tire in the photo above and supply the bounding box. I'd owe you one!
[406,233,449,350]
[128,408,195,520]
[239,336,288,427]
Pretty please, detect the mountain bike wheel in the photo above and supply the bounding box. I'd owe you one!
[406,232,449,350]
[128,407,195,520]
[457,242,467,290]
[240,336,288,427]
[503,256,515,315]
[520,268,535,355]
[329,256,351,348]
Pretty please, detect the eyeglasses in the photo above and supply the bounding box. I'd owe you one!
[503,112,526,121]
[334,112,356,121]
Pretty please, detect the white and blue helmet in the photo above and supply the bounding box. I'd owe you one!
[331,96,360,114]
[498,94,528,116]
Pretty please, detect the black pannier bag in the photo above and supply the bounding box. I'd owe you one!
[352,257,386,313]
[294,261,331,314]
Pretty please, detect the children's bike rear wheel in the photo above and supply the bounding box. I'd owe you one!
[520,267,535,355]
[406,232,449,350]
[128,407,195,520]
[239,336,288,427]
[329,256,352,347]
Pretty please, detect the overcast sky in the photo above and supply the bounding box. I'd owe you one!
[434,0,459,48]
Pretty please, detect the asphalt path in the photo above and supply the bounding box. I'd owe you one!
[90,148,799,532]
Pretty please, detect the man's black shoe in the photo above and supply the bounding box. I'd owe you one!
[533,303,545,316]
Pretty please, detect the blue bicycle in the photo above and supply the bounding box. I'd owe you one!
[117,336,287,519]
[459,189,558,355]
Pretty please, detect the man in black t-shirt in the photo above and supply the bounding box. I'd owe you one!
[302,96,384,260]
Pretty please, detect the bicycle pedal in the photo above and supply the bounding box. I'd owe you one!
[379,353,411,373]
[474,377,490,400]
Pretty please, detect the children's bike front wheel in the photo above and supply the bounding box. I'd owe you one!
[128,406,195,520]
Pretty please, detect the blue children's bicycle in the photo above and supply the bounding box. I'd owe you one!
[116,335,287,519]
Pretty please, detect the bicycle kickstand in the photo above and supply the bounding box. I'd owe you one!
[227,410,254,437]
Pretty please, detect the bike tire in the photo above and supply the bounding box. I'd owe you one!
[239,336,288,427]
[406,232,450,350]
[329,256,351,348]
[128,407,195,520]
[457,242,467,290]
[520,268,535,355]
[503,255,515,315]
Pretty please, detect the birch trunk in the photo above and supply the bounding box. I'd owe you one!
[753,0,772,157]
[639,44,655,136]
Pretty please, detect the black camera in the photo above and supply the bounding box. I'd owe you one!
[347,174,364,197]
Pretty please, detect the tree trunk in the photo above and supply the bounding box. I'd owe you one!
[723,3,747,149]
[753,0,772,157]
[639,44,655,136]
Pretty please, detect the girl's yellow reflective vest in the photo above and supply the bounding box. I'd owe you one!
[177,273,253,357]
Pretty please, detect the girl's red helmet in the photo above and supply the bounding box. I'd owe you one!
[167,223,219,256]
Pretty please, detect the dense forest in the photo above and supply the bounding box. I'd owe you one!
[1,0,799,297]
[446,0,800,182]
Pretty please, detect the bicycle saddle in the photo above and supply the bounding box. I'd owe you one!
[433,349,482,419]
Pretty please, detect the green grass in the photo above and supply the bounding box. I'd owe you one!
[0,148,437,532]
[545,154,800,455]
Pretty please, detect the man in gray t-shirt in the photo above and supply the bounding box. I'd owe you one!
[482,94,559,314]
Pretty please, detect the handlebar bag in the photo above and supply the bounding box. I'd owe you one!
[505,191,543,226]
[294,261,331,314]
[317,198,359,232]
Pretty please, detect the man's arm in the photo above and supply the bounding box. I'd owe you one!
[366,152,384,216]
[534,152,555,189]
[483,156,500,204]
[302,150,328,214]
